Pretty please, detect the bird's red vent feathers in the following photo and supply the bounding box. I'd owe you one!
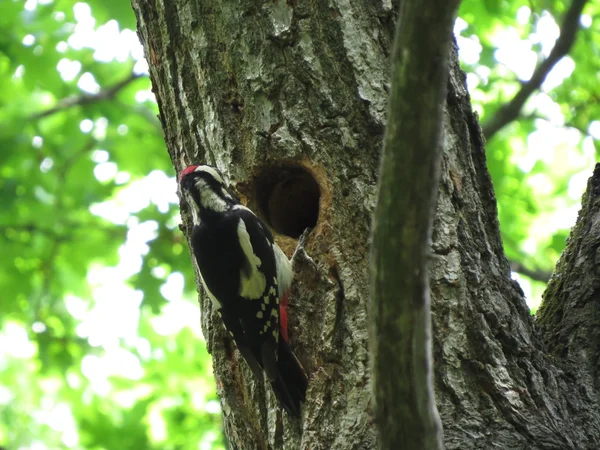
[179,165,199,182]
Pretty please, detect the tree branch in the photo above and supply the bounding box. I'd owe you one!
[369,0,460,448]
[510,259,552,283]
[482,0,588,140]
[31,72,143,120]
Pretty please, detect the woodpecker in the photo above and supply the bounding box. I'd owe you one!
[178,164,308,416]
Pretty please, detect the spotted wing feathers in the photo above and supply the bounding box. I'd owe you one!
[191,205,306,415]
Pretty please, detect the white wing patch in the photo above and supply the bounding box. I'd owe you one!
[273,242,292,297]
[233,204,254,214]
[237,218,267,299]
[233,204,292,297]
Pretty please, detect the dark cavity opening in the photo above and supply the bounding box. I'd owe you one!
[254,165,321,239]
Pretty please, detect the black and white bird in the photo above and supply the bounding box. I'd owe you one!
[178,164,308,416]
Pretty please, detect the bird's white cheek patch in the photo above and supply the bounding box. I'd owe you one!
[196,179,228,212]
[237,218,266,299]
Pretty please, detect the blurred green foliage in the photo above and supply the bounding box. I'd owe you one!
[458,0,599,309]
[0,1,223,448]
[0,0,597,448]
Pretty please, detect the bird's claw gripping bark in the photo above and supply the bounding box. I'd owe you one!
[291,228,317,273]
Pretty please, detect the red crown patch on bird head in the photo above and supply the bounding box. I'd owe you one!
[179,165,199,182]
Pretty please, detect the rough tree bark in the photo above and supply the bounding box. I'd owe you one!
[131,0,600,449]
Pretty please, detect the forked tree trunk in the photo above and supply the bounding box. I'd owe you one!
[131,1,600,449]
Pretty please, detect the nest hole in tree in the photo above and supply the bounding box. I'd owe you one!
[253,164,321,239]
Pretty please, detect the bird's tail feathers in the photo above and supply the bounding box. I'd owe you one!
[270,339,308,416]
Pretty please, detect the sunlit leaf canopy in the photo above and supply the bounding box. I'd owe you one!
[0,0,222,448]
[457,0,600,309]
[0,0,597,448]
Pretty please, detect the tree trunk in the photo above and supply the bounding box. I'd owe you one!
[131,1,600,449]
